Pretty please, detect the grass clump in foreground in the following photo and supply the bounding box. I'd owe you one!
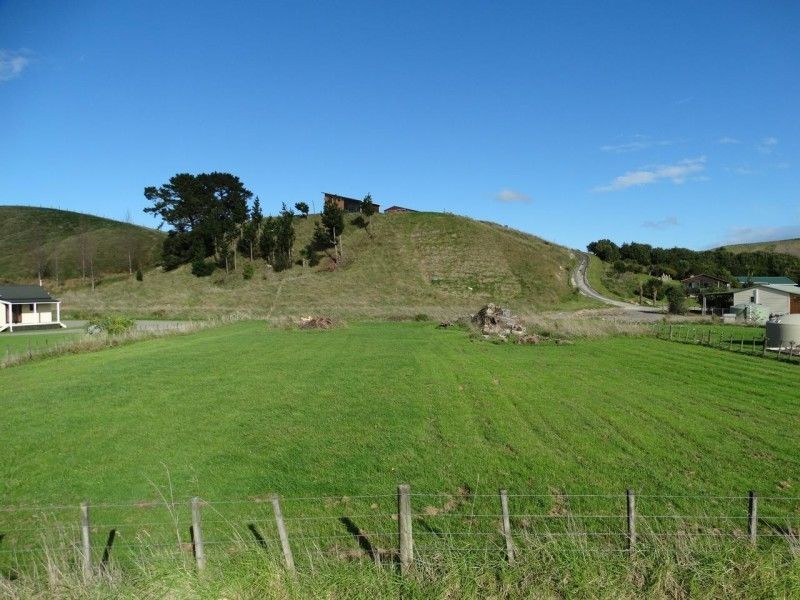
[1,321,799,596]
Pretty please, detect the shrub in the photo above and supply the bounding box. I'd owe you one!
[413,313,430,322]
[86,316,136,335]
[666,286,687,314]
[135,268,143,282]
[242,263,254,280]
[191,258,216,277]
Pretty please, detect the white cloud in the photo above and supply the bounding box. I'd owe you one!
[757,136,778,154]
[717,136,741,144]
[642,216,679,229]
[0,49,31,82]
[718,225,800,246]
[494,189,532,203]
[593,157,707,192]
[600,135,673,153]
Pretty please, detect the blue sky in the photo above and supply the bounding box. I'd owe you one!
[1,0,797,250]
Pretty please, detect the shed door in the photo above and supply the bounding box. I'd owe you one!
[791,296,800,314]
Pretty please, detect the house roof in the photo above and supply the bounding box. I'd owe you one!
[735,276,797,285]
[733,284,800,296]
[0,285,57,303]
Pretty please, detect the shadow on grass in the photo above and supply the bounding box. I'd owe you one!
[247,524,270,551]
[100,529,117,573]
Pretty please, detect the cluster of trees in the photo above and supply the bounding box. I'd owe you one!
[145,172,377,276]
[587,239,800,283]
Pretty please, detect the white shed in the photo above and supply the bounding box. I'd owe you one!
[732,284,800,316]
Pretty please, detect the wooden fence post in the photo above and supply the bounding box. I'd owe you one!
[271,495,295,573]
[748,491,758,546]
[80,501,92,580]
[762,337,767,357]
[740,337,744,352]
[191,496,206,571]
[729,335,733,351]
[398,484,413,574]
[626,489,636,554]
[499,489,515,565]
[669,325,673,340]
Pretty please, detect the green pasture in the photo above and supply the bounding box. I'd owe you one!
[0,321,798,596]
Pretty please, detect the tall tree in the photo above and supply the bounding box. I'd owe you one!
[144,172,252,269]
[259,216,277,265]
[273,204,295,272]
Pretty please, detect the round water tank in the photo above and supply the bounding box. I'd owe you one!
[765,314,800,348]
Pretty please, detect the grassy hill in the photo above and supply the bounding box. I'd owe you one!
[721,238,800,259]
[62,211,594,319]
[0,205,164,282]
[1,322,797,596]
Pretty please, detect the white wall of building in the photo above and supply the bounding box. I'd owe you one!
[733,287,790,314]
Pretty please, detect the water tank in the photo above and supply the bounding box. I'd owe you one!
[765,314,800,348]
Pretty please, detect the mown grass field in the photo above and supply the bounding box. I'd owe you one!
[1,322,798,597]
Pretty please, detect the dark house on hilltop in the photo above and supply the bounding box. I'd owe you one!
[681,274,730,294]
[323,193,380,214]
[0,284,64,332]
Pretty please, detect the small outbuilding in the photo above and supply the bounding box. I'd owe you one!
[384,205,418,213]
[0,285,65,332]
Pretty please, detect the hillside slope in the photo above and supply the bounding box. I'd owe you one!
[62,212,590,319]
[0,206,164,282]
[721,238,800,259]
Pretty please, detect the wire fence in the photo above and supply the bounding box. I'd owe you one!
[1,487,799,574]
[651,323,799,362]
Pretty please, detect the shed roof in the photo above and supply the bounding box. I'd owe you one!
[735,276,797,285]
[0,285,57,303]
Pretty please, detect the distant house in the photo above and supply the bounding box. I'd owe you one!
[0,285,64,333]
[735,275,797,286]
[384,205,418,213]
[681,274,730,292]
[323,193,380,214]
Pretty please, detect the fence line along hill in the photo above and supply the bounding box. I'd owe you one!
[0,205,164,282]
[60,211,590,319]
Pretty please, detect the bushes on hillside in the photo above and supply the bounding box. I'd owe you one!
[191,258,216,277]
